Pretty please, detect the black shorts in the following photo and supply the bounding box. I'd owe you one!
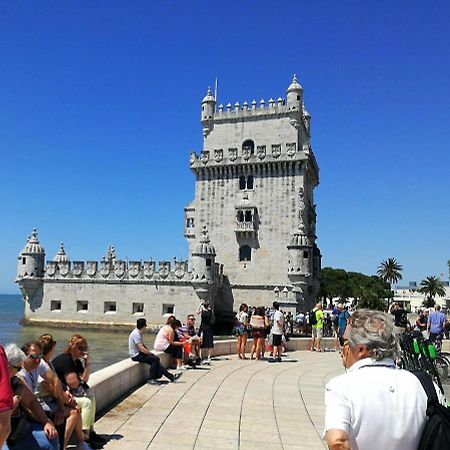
[272,334,282,346]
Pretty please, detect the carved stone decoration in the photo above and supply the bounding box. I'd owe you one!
[72,262,84,277]
[272,144,281,159]
[257,145,266,160]
[289,118,300,129]
[86,261,97,277]
[228,148,238,162]
[128,261,141,278]
[58,261,70,277]
[174,260,187,279]
[242,146,252,160]
[159,261,170,279]
[100,260,111,278]
[143,261,155,278]
[286,142,296,157]
[200,151,210,164]
[189,152,198,165]
[214,149,223,163]
[298,187,306,229]
[114,260,126,279]
[46,261,57,277]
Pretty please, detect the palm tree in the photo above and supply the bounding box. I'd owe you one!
[419,276,446,308]
[377,258,403,307]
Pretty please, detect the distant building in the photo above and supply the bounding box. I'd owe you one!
[393,283,450,311]
[16,76,321,328]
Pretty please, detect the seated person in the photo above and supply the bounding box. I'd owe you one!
[178,315,202,362]
[3,343,59,450]
[128,319,181,385]
[52,336,105,449]
[154,320,185,370]
[64,373,88,398]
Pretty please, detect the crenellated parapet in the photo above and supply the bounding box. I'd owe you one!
[44,258,191,283]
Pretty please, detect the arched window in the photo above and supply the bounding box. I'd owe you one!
[239,245,251,262]
[242,139,255,155]
[239,174,255,190]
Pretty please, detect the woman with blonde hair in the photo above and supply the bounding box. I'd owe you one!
[52,336,105,449]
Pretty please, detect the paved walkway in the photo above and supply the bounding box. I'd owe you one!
[95,350,343,450]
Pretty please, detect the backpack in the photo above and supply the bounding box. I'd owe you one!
[309,309,317,326]
[413,371,450,449]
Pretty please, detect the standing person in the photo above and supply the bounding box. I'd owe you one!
[129,318,181,384]
[197,301,215,364]
[415,309,429,334]
[249,307,269,360]
[235,304,249,359]
[0,345,13,449]
[52,336,105,450]
[310,303,324,352]
[427,304,447,350]
[271,302,284,362]
[389,302,408,331]
[337,305,351,348]
[324,309,446,450]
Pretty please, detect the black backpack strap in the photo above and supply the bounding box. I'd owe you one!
[413,370,439,413]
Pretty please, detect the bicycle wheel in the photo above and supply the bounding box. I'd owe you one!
[435,355,449,381]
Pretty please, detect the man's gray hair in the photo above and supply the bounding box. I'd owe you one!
[4,343,26,367]
[347,309,400,361]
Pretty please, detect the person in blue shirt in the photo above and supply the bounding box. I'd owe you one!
[337,304,351,347]
[427,304,447,350]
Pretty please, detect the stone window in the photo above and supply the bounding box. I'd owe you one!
[162,304,174,315]
[50,300,61,312]
[133,302,144,314]
[239,175,254,190]
[104,301,117,313]
[186,217,195,228]
[22,257,26,264]
[244,210,253,222]
[239,245,251,262]
[206,259,212,267]
[237,210,245,222]
[77,301,88,313]
[303,250,309,258]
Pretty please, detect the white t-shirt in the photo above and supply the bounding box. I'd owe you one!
[19,359,49,394]
[154,325,171,351]
[324,358,446,450]
[272,310,284,335]
[236,311,248,324]
[128,328,144,358]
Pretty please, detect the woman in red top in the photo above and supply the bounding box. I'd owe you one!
[0,344,14,447]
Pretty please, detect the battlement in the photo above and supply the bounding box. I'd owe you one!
[44,258,191,282]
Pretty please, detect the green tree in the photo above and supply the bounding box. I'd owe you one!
[419,276,446,308]
[377,258,403,307]
[354,285,387,311]
[447,259,450,282]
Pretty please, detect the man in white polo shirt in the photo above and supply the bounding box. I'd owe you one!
[324,309,446,450]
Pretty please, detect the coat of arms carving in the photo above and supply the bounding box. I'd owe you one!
[174,260,187,279]
[159,261,170,279]
[257,145,266,160]
[286,142,296,157]
[272,144,281,159]
[58,261,70,277]
[72,262,84,277]
[200,151,210,164]
[100,260,111,278]
[46,262,57,277]
[128,261,141,278]
[144,261,155,278]
[214,149,223,163]
[86,261,97,277]
[228,148,237,161]
[114,260,126,279]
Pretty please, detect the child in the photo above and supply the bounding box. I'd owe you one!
[65,372,89,398]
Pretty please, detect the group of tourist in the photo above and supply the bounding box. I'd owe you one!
[234,301,286,361]
[0,334,106,450]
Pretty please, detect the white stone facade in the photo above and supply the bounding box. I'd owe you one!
[16,76,321,328]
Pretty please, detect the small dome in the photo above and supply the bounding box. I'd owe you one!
[53,242,70,262]
[287,74,303,93]
[288,225,310,247]
[20,229,45,255]
[193,226,216,256]
[303,105,311,118]
[202,86,216,103]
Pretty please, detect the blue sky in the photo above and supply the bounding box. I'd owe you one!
[1,1,450,293]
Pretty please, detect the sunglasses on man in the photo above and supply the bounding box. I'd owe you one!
[28,353,43,360]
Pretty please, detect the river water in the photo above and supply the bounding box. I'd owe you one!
[0,294,153,373]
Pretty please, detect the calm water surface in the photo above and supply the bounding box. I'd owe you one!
[0,294,154,373]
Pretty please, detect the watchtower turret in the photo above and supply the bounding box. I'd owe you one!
[286,74,303,111]
[16,229,45,310]
[191,226,216,282]
[201,87,216,137]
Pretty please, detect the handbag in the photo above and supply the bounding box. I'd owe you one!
[7,413,31,446]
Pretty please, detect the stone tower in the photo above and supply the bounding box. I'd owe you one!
[186,76,321,313]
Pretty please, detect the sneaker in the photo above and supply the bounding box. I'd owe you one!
[276,357,282,362]
[148,379,164,385]
[176,364,188,371]
[172,372,183,383]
